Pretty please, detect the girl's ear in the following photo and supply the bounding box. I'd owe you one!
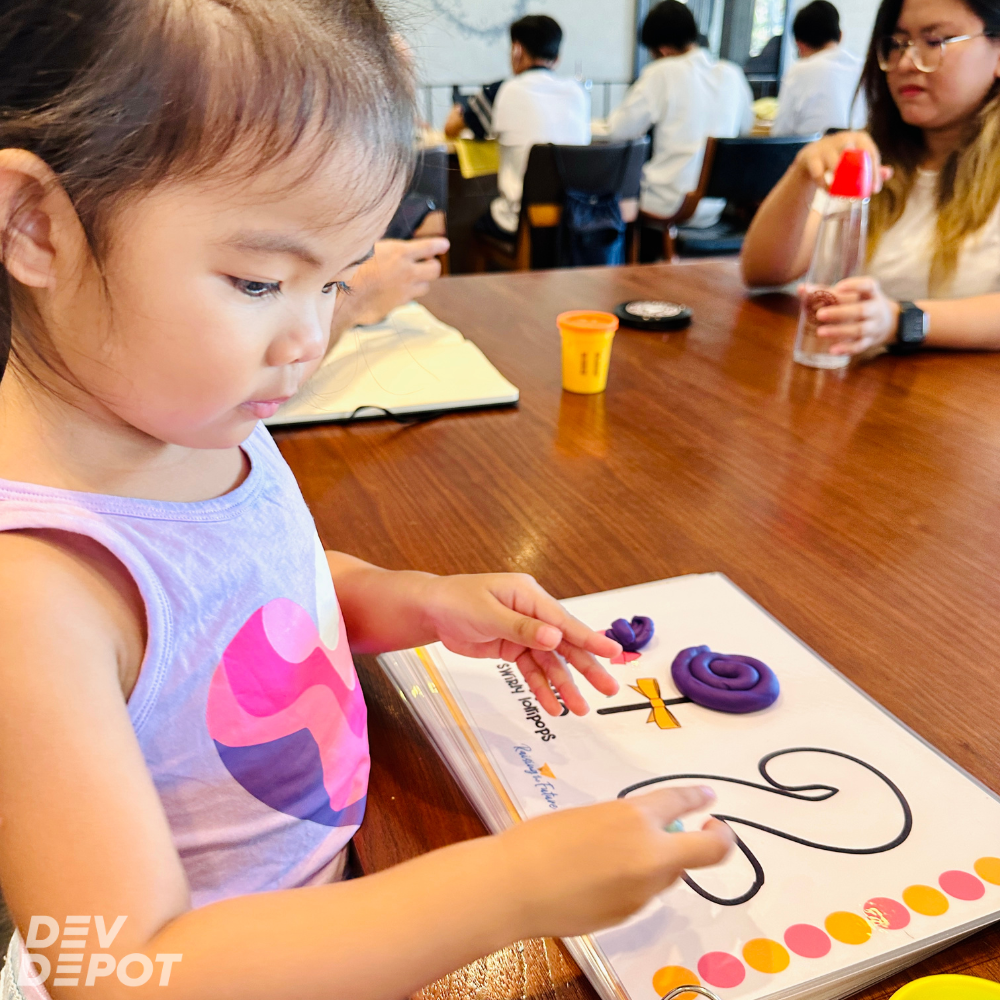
[0,150,82,290]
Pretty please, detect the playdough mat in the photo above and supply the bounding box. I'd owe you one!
[380,574,1000,1000]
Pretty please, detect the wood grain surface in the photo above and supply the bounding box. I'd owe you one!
[273,260,1000,1000]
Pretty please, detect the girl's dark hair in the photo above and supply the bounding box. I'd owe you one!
[861,0,1000,289]
[0,0,416,383]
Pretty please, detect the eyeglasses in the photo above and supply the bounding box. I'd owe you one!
[877,32,988,73]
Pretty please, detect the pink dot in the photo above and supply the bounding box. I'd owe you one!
[783,923,831,958]
[939,870,985,901]
[697,952,746,989]
[863,897,911,930]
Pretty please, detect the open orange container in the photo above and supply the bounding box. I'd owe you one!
[557,310,619,394]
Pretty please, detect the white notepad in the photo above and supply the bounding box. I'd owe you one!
[265,302,518,426]
[380,574,1000,1000]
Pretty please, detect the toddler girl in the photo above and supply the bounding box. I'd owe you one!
[0,2,732,997]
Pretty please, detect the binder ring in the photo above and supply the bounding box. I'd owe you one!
[661,988,722,1000]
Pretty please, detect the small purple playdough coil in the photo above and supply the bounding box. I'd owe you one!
[605,616,654,652]
[670,645,779,713]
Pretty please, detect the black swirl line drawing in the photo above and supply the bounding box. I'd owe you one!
[429,0,531,41]
[618,747,913,906]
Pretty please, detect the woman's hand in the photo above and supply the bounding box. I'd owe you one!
[808,276,900,355]
[498,786,735,939]
[420,573,622,715]
[794,130,892,192]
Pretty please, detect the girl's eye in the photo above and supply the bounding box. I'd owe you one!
[230,277,281,298]
[323,281,352,295]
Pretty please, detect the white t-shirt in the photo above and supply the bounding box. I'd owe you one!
[868,170,1000,299]
[772,45,866,137]
[603,48,754,225]
[489,69,591,233]
[812,170,1000,299]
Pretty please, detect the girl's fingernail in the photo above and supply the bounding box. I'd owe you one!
[699,786,716,800]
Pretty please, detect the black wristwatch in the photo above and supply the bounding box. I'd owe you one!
[888,301,928,354]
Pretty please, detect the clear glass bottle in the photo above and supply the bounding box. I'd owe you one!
[793,150,873,369]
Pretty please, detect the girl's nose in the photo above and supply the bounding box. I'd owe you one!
[266,314,328,368]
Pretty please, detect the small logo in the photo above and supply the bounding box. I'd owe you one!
[19,917,181,988]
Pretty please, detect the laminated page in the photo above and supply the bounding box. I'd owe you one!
[414,574,1000,1000]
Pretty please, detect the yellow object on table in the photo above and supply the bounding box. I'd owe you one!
[892,975,1000,999]
[453,137,500,179]
[558,310,619,394]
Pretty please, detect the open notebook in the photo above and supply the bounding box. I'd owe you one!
[380,574,1000,1000]
[265,302,518,427]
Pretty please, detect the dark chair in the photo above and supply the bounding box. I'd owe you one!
[640,134,818,260]
[472,137,650,271]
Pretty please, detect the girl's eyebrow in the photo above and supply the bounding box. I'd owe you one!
[221,231,325,268]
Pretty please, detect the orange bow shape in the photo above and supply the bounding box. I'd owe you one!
[629,678,681,730]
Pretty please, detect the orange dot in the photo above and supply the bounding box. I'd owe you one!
[825,911,872,944]
[742,938,790,973]
[652,966,700,999]
[975,857,1000,886]
[902,884,949,916]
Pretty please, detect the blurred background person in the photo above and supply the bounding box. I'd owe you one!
[601,0,753,242]
[772,1,866,137]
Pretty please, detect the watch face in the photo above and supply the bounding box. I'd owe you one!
[900,307,927,343]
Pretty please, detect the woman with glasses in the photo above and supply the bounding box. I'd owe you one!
[741,0,1000,357]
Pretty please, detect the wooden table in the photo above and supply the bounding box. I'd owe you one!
[273,261,1000,999]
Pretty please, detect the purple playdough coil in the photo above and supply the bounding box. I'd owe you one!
[670,645,779,713]
[605,616,655,652]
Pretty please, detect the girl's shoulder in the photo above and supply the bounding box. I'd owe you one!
[0,527,145,698]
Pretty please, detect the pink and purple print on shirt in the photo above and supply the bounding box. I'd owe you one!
[207,597,368,828]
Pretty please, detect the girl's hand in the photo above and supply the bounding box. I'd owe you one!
[809,277,900,355]
[794,130,892,193]
[498,785,734,939]
[421,573,621,716]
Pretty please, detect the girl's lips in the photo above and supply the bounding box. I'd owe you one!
[898,85,925,97]
[243,398,290,419]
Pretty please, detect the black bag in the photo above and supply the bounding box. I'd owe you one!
[553,148,628,267]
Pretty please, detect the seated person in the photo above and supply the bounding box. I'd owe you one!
[741,0,1000,356]
[602,0,753,230]
[332,237,450,337]
[771,1,866,137]
[475,15,590,241]
[444,81,504,139]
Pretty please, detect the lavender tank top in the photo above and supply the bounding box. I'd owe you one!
[0,424,369,908]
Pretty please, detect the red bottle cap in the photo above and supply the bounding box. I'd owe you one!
[828,148,873,198]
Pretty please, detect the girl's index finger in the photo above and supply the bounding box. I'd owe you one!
[517,585,622,660]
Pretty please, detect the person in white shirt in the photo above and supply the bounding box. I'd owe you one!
[742,0,1000,356]
[772,1,866,137]
[602,0,753,237]
[475,15,590,239]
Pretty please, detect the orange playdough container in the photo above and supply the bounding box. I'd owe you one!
[557,310,619,394]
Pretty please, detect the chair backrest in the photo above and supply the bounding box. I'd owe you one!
[521,137,649,208]
[703,135,819,206]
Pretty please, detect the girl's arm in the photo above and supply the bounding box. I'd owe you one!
[0,530,732,1000]
[811,278,1000,354]
[327,552,622,715]
[741,131,889,288]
